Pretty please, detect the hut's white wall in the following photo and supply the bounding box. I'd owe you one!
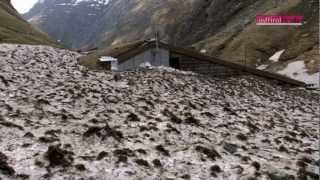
[118,48,169,71]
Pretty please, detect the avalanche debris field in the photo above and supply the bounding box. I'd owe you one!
[0,44,319,180]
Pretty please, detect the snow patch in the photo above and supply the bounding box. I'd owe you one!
[269,49,285,62]
[257,64,269,70]
[278,60,319,87]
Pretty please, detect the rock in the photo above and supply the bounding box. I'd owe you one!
[113,149,135,157]
[278,145,289,153]
[0,152,8,162]
[113,148,135,164]
[223,106,238,116]
[127,113,140,122]
[251,161,261,171]
[0,121,23,130]
[240,176,257,180]
[246,121,259,133]
[83,126,102,137]
[299,156,313,165]
[305,171,319,179]
[45,129,62,136]
[236,133,248,141]
[181,174,191,179]
[139,126,149,132]
[38,136,59,143]
[210,165,222,173]
[241,156,251,163]
[184,116,200,126]
[44,145,74,167]
[195,146,221,161]
[233,165,244,175]
[15,174,30,179]
[113,74,122,82]
[223,143,238,154]
[22,143,32,148]
[267,174,295,180]
[210,165,222,177]
[23,132,34,138]
[162,109,182,124]
[165,124,180,134]
[134,159,150,168]
[152,159,162,168]
[34,160,44,167]
[101,123,123,141]
[0,75,9,86]
[155,145,170,157]
[96,151,108,160]
[135,149,147,155]
[83,123,123,142]
[265,169,295,180]
[117,155,128,163]
[0,152,15,176]
[170,114,183,124]
[75,164,86,171]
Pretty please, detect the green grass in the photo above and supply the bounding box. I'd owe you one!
[0,0,58,46]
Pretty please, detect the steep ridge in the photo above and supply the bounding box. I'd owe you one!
[0,44,319,179]
[0,0,57,45]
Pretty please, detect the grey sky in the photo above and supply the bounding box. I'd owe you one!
[12,0,38,14]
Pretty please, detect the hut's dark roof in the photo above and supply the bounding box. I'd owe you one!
[80,40,307,87]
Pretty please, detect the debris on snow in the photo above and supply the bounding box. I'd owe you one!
[0,44,318,179]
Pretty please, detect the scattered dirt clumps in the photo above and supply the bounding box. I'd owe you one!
[45,145,74,167]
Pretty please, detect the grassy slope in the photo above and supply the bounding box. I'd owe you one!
[0,0,57,46]
[192,0,318,67]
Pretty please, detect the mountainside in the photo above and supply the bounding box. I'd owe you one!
[25,0,319,85]
[24,0,110,48]
[192,0,319,86]
[0,0,57,45]
[26,0,265,49]
[0,44,319,179]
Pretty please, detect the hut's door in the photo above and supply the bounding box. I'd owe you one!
[169,57,180,69]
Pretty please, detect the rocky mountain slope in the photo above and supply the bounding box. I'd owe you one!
[0,44,319,179]
[0,0,57,45]
[24,0,319,85]
[24,0,110,48]
[192,0,319,86]
[25,0,267,49]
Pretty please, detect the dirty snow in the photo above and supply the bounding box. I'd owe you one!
[0,44,319,180]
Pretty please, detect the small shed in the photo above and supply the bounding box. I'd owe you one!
[99,56,118,71]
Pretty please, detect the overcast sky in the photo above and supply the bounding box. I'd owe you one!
[12,0,38,14]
